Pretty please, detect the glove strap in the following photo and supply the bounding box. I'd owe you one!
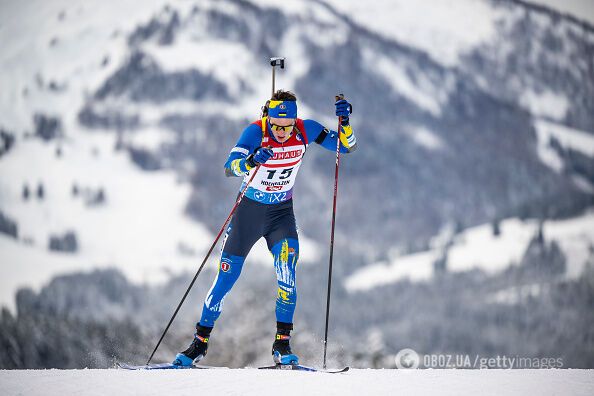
[245,154,257,169]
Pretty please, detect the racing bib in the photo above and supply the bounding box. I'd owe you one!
[243,119,308,204]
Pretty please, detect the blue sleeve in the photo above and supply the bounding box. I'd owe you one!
[303,119,356,154]
[224,123,262,176]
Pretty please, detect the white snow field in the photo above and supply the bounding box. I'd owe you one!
[1,368,593,396]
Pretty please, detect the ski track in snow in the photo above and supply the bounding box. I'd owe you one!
[1,369,593,396]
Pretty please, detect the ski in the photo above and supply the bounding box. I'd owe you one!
[116,362,224,370]
[117,362,348,373]
[258,364,349,373]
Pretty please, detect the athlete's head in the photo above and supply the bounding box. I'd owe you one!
[268,90,297,143]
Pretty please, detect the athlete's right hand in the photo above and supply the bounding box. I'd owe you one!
[247,147,274,167]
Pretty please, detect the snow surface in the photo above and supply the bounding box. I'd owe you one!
[520,90,570,121]
[446,219,538,274]
[344,251,436,292]
[1,368,593,396]
[362,48,445,116]
[142,39,257,99]
[345,211,594,292]
[534,118,594,179]
[535,119,594,157]
[407,125,446,151]
[489,283,547,304]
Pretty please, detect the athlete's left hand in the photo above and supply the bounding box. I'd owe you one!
[335,97,352,125]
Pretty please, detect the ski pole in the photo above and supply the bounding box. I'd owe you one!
[146,165,261,365]
[322,94,344,369]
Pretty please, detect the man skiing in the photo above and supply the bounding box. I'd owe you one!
[172,90,356,367]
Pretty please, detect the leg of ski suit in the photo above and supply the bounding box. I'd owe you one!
[268,238,298,324]
[199,198,299,327]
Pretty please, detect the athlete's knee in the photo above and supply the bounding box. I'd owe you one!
[218,252,245,278]
[271,238,299,288]
[271,238,299,266]
[204,253,245,304]
[270,237,299,252]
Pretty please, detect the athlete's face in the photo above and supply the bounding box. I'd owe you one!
[269,117,296,143]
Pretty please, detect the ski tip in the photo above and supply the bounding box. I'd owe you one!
[116,361,222,370]
[258,364,349,373]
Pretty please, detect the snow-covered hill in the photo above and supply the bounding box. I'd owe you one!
[345,210,594,292]
[1,368,593,396]
[0,131,212,310]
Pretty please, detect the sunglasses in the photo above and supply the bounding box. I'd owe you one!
[269,122,295,132]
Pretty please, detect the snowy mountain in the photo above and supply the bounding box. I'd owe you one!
[1,0,593,370]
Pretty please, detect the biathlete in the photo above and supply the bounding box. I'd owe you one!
[173,90,356,366]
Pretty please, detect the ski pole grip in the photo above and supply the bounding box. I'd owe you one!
[270,57,285,69]
[335,93,352,114]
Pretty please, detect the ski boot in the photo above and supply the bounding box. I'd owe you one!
[272,322,299,365]
[172,324,212,367]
